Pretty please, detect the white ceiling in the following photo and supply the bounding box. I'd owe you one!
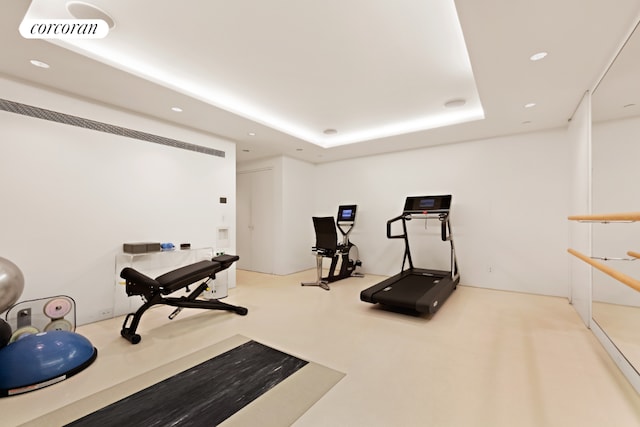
[592,18,640,123]
[1,0,640,164]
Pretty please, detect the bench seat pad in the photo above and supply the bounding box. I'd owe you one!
[154,260,220,293]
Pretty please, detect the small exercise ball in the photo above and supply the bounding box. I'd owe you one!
[0,257,24,313]
[0,330,97,396]
[0,319,11,349]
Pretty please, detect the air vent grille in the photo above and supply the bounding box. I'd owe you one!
[0,98,225,158]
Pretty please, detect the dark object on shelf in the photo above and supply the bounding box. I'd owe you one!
[123,242,161,254]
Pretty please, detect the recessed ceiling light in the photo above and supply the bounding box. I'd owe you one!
[323,129,338,135]
[529,51,548,61]
[171,106,183,112]
[30,59,50,69]
[66,1,116,29]
[444,99,466,108]
[524,102,536,108]
[248,132,256,136]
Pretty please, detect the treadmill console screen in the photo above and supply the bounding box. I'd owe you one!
[337,205,357,222]
[419,199,435,209]
[403,195,452,214]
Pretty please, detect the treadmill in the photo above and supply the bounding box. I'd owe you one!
[360,195,459,314]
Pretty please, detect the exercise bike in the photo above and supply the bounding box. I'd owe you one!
[301,205,364,290]
[328,205,364,282]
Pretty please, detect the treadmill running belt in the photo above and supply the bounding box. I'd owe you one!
[373,273,441,309]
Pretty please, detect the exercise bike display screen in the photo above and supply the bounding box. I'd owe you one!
[338,205,357,222]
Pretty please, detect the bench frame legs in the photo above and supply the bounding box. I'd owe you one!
[121,277,248,344]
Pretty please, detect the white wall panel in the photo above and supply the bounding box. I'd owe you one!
[567,93,592,326]
[280,157,316,275]
[314,129,570,297]
[236,168,275,273]
[237,156,315,276]
[0,77,236,325]
[592,116,640,306]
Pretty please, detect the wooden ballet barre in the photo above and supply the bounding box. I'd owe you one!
[568,248,640,293]
[568,212,640,222]
[628,250,640,260]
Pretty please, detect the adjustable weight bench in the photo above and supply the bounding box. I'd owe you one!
[119,254,248,344]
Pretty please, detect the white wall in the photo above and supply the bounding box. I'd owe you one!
[313,129,571,297]
[592,115,640,306]
[237,156,315,275]
[237,127,575,299]
[0,77,236,325]
[567,93,592,326]
[280,157,316,274]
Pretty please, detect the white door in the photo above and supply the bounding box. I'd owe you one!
[236,172,253,270]
[236,169,274,273]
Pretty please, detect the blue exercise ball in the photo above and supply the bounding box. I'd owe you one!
[0,330,97,397]
[0,257,24,313]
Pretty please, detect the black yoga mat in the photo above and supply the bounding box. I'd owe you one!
[65,340,308,427]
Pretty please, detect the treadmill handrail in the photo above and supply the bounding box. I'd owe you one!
[387,214,408,239]
[387,214,414,270]
[405,212,449,219]
[440,215,449,241]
